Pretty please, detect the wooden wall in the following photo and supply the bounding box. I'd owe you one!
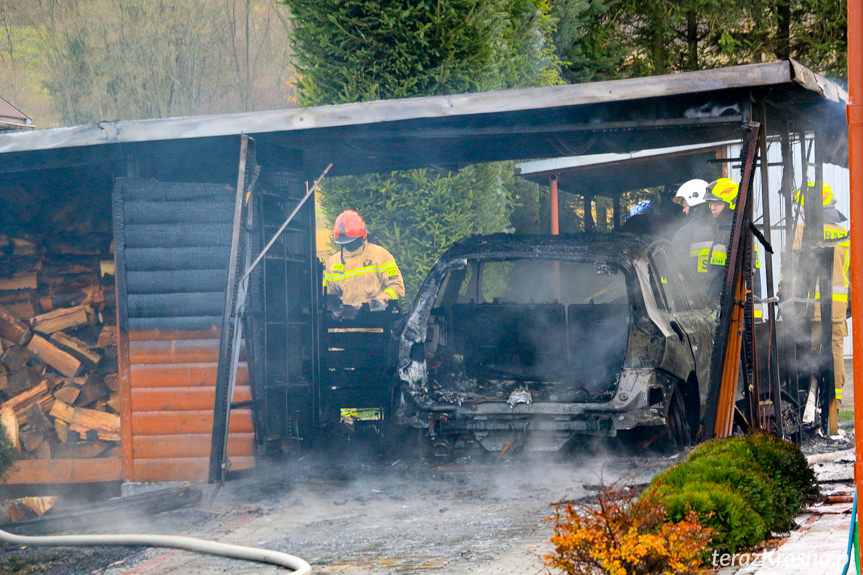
[113,178,255,482]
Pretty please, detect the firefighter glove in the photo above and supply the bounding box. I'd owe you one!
[369,298,386,312]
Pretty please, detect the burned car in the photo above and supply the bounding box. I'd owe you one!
[393,233,715,455]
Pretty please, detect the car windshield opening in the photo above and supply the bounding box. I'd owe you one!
[425,258,631,402]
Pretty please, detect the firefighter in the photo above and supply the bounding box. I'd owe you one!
[323,209,405,310]
[670,179,715,279]
[701,178,737,303]
[701,178,763,314]
[792,182,851,404]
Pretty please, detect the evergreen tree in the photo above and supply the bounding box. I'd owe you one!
[284,0,563,301]
[552,0,847,82]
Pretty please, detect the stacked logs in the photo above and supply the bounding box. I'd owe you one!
[0,232,119,461]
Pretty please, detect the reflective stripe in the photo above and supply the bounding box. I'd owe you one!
[709,245,727,266]
[825,229,849,240]
[690,241,713,273]
[379,261,400,278]
[836,389,844,401]
[811,289,849,303]
[753,309,763,318]
[325,264,383,283]
[384,288,399,300]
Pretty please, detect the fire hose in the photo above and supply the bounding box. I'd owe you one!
[0,528,312,573]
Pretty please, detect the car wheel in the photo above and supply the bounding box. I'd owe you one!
[665,387,693,450]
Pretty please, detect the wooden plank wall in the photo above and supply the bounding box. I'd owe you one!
[113,178,255,482]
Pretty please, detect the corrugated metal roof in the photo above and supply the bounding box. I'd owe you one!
[0,59,848,178]
[0,96,32,129]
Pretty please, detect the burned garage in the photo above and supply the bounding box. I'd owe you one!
[0,59,850,486]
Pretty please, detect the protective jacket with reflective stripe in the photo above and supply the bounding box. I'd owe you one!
[323,241,406,307]
[793,222,850,321]
[670,207,715,277]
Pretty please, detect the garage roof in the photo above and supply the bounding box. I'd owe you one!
[0,59,848,181]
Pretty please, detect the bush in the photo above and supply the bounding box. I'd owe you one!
[650,433,815,553]
[0,421,17,480]
[655,453,790,534]
[686,433,817,528]
[546,483,713,575]
[657,480,766,553]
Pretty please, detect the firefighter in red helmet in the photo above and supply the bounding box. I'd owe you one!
[323,210,405,310]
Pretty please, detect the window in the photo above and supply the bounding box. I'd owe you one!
[441,258,628,306]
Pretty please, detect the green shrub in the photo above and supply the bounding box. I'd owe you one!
[658,480,766,553]
[687,433,816,527]
[655,455,789,533]
[744,432,818,497]
[648,433,816,554]
[0,421,17,481]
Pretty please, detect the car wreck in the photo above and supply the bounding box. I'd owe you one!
[394,233,716,455]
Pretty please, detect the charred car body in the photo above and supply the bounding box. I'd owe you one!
[394,233,715,455]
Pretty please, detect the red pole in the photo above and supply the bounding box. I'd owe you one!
[848,0,863,563]
[550,175,559,235]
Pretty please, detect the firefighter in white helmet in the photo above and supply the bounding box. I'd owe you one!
[323,210,405,310]
[671,179,715,282]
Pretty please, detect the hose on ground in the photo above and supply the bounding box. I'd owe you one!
[0,528,312,574]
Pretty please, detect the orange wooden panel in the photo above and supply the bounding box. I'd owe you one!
[129,328,220,342]
[130,362,249,388]
[131,386,252,411]
[131,456,255,483]
[131,409,254,435]
[3,457,122,484]
[129,339,224,364]
[132,433,254,459]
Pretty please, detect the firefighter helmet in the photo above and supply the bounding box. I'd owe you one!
[333,210,368,244]
[705,178,739,209]
[793,182,834,207]
[674,179,709,207]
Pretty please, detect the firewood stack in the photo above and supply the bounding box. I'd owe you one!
[0,227,119,461]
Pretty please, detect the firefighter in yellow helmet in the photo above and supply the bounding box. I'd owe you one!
[323,210,405,310]
[791,182,850,404]
[701,178,738,302]
[701,178,763,312]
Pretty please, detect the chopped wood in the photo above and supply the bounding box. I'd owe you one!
[26,334,82,378]
[75,380,109,407]
[21,496,57,517]
[54,418,69,443]
[49,400,120,442]
[97,325,117,348]
[24,403,53,434]
[103,373,119,392]
[20,430,45,452]
[6,368,35,396]
[0,224,120,465]
[0,406,19,452]
[34,440,52,459]
[100,260,115,278]
[32,305,89,335]
[0,271,38,291]
[1,345,30,371]
[2,380,50,417]
[0,305,33,346]
[50,331,101,366]
[53,382,82,405]
[5,301,37,320]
